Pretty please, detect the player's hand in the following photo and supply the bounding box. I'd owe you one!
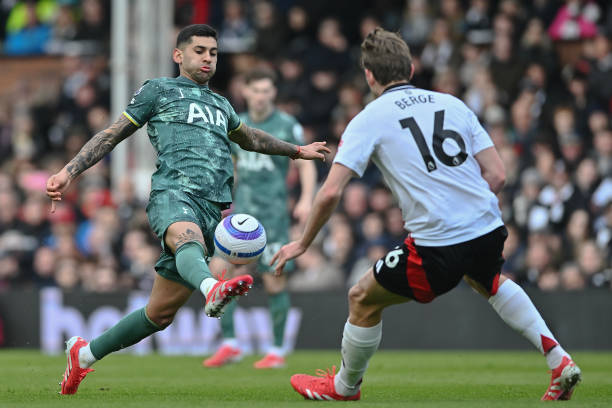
[270,240,307,276]
[46,168,71,213]
[293,199,311,226]
[297,142,331,161]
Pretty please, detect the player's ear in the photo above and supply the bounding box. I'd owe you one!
[409,63,415,81]
[172,48,183,64]
[364,69,376,87]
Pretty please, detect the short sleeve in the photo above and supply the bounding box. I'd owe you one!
[468,110,493,154]
[123,80,157,127]
[333,113,377,177]
[225,101,242,134]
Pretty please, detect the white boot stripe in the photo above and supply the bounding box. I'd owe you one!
[306,389,314,399]
[313,391,323,400]
[322,394,334,400]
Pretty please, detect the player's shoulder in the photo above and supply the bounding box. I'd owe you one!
[206,89,236,111]
[145,77,174,87]
[273,109,300,128]
[420,88,471,112]
[273,109,297,123]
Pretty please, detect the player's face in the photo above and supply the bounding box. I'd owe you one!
[174,36,218,84]
[244,79,276,114]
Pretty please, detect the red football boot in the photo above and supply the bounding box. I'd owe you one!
[541,356,582,400]
[290,366,360,401]
[59,336,94,395]
[204,274,253,318]
[254,353,286,369]
[203,344,243,367]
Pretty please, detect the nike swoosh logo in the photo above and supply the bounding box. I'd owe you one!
[237,218,248,225]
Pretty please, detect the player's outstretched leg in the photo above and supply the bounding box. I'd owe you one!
[204,273,253,318]
[483,276,582,400]
[290,320,383,401]
[290,268,408,401]
[59,336,94,395]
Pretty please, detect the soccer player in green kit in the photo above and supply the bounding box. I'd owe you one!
[46,24,329,395]
[203,68,316,369]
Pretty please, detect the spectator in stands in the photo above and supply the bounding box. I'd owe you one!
[4,0,52,55]
[559,262,586,290]
[577,240,609,287]
[217,0,255,54]
[1,0,611,294]
[592,127,612,176]
[400,0,433,48]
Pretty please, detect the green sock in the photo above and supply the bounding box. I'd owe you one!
[269,291,290,347]
[220,299,237,339]
[89,307,161,360]
[175,241,213,290]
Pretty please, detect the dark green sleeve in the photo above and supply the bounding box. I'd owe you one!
[123,80,157,127]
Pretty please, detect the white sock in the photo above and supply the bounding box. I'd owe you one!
[268,346,285,357]
[546,345,568,369]
[489,279,570,369]
[334,320,382,396]
[200,277,217,298]
[78,344,97,369]
[221,338,239,349]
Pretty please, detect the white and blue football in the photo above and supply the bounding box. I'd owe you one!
[213,213,267,264]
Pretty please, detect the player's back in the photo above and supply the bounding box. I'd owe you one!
[334,84,503,246]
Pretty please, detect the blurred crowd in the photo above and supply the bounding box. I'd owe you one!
[1,0,612,294]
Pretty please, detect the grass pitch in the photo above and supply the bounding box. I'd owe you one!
[1,350,610,407]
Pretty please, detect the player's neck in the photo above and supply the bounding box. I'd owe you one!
[179,73,209,87]
[372,80,411,97]
[249,106,275,123]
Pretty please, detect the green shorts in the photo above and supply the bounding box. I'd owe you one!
[256,239,294,274]
[146,189,225,290]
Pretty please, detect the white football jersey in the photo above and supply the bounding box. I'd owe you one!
[334,84,503,246]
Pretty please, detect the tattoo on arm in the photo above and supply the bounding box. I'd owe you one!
[230,125,298,157]
[174,228,207,253]
[65,115,137,179]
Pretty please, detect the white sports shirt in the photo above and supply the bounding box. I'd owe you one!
[334,84,503,246]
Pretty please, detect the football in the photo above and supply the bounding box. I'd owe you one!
[213,213,267,264]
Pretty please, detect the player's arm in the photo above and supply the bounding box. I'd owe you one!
[228,124,330,160]
[271,163,356,274]
[46,115,138,212]
[293,158,317,225]
[474,146,506,194]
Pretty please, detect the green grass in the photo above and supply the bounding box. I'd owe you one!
[1,350,611,407]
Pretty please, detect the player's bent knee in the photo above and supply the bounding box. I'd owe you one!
[147,310,176,329]
[348,283,367,306]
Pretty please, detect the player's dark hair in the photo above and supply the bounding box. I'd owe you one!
[176,24,217,48]
[360,27,413,86]
[244,67,278,86]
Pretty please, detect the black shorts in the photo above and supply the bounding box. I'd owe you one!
[373,226,508,303]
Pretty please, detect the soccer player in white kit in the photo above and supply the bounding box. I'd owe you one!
[271,27,582,402]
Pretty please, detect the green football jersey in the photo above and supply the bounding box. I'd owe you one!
[232,110,304,219]
[123,76,241,204]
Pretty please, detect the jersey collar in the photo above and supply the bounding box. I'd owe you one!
[382,82,413,95]
[177,75,209,88]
